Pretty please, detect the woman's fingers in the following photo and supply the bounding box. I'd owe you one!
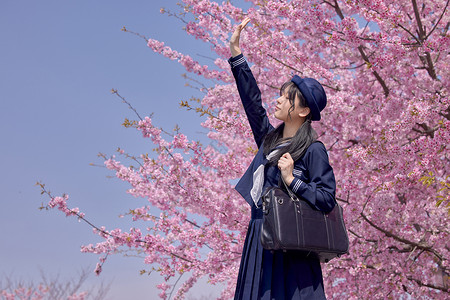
[279,153,295,184]
[282,152,292,160]
[235,17,250,33]
[278,153,293,170]
[278,158,287,169]
[231,18,249,41]
[240,17,250,29]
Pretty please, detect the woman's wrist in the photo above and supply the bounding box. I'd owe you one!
[230,47,241,58]
[283,174,295,186]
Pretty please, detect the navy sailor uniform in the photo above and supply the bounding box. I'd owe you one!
[230,54,336,300]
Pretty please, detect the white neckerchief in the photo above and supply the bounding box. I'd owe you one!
[250,142,289,207]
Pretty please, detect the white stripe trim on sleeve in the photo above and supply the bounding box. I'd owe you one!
[230,56,246,68]
[293,169,302,177]
[292,178,303,193]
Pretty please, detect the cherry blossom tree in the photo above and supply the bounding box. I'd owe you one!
[1,286,86,300]
[39,0,449,299]
[0,268,110,300]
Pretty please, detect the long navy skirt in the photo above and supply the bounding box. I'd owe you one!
[234,206,326,300]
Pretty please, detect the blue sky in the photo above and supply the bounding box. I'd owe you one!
[0,0,251,298]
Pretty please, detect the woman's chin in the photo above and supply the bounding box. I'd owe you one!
[274,113,284,121]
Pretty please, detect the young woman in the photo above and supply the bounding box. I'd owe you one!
[229,18,336,300]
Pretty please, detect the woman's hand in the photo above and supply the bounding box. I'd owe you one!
[278,153,295,186]
[230,17,250,58]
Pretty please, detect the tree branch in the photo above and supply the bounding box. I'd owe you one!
[38,183,198,264]
[396,23,421,45]
[168,273,183,300]
[424,0,450,40]
[121,26,149,41]
[412,122,440,138]
[411,0,426,39]
[326,0,390,96]
[411,0,438,79]
[267,54,302,73]
[357,46,390,97]
[365,263,450,293]
[111,89,143,121]
[406,275,449,293]
[331,0,344,19]
[361,212,443,261]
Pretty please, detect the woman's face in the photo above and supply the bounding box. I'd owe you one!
[274,92,306,122]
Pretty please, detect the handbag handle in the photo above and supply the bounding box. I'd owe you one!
[281,175,339,207]
[280,175,340,215]
[280,176,299,202]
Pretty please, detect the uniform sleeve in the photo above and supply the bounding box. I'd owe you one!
[289,142,336,213]
[228,54,273,148]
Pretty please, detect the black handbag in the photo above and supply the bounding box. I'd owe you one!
[260,178,349,263]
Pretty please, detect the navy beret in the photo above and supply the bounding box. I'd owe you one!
[291,75,327,121]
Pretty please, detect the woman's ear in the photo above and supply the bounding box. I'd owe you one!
[298,106,310,118]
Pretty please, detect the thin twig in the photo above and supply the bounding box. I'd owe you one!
[168,273,184,300]
[111,89,143,121]
[121,26,149,41]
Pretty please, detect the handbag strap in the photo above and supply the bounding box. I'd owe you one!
[281,175,339,207]
[280,176,298,202]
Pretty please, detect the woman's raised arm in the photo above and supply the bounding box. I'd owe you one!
[228,18,273,148]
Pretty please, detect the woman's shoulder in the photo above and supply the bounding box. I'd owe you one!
[306,141,327,154]
[302,141,329,163]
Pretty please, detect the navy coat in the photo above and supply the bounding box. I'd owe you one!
[229,54,336,299]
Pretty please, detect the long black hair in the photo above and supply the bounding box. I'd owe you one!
[263,81,318,165]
